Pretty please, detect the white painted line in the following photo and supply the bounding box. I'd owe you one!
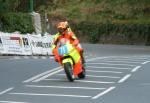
[140,83,150,85]
[87,66,131,70]
[118,74,131,83]
[87,56,114,62]
[92,87,116,99]
[41,56,47,59]
[33,56,38,59]
[114,56,150,60]
[87,62,136,67]
[131,66,141,72]
[44,78,62,81]
[0,87,14,95]
[87,70,123,74]
[57,74,121,79]
[26,85,106,90]
[0,101,29,103]
[103,60,142,64]
[22,56,113,83]
[110,58,147,62]
[33,69,63,82]
[142,61,150,65]
[85,75,121,79]
[13,56,20,59]
[9,92,91,98]
[23,66,61,83]
[77,80,115,84]
[23,56,30,59]
[44,79,115,84]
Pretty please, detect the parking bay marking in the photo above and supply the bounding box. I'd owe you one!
[142,61,150,65]
[131,66,141,72]
[86,70,123,74]
[9,92,92,98]
[0,101,29,103]
[23,57,111,83]
[32,69,63,82]
[25,85,106,90]
[0,87,14,95]
[87,62,137,67]
[87,66,132,70]
[103,60,142,64]
[23,66,62,83]
[92,86,116,99]
[57,74,121,79]
[44,78,115,84]
[118,74,131,83]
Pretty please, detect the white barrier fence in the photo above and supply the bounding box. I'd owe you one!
[0,32,53,55]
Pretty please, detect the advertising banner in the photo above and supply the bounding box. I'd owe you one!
[0,33,4,54]
[22,35,32,55]
[42,35,53,55]
[1,33,23,55]
[0,32,53,55]
[28,35,43,55]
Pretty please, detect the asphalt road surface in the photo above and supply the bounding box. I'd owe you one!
[0,44,150,103]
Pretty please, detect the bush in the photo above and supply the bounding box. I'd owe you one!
[71,21,150,45]
[0,12,34,33]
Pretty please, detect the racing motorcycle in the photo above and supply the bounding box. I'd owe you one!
[54,38,86,82]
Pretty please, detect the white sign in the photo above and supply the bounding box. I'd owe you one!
[0,32,53,55]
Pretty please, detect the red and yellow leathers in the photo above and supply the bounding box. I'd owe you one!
[52,31,83,63]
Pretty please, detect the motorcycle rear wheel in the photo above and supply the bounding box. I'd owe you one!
[78,66,86,79]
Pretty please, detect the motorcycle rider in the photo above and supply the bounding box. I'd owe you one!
[52,21,85,65]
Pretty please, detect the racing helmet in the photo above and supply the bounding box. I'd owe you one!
[56,22,68,34]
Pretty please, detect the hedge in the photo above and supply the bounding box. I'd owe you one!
[0,12,34,34]
[71,22,150,45]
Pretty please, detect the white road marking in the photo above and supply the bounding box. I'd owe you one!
[23,66,61,83]
[44,78,115,84]
[110,58,147,62]
[33,56,38,59]
[41,56,47,59]
[86,56,114,62]
[103,60,142,64]
[23,56,30,59]
[87,62,136,67]
[87,70,123,74]
[13,56,20,59]
[140,83,150,85]
[85,75,121,79]
[131,66,141,72]
[142,61,150,64]
[25,85,106,90]
[118,74,131,83]
[87,66,131,70]
[0,101,29,103]
[33,69,63,82]
[23,56,112,83]
[9,92,91,98]
[77,80,115,84]
[56,74,121,79]
[92,87,116,99]
[114,56,150,60]
[0,87,14,95]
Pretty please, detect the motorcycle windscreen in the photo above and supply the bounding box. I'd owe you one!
[58,44,74,56]
[58,45,71,55]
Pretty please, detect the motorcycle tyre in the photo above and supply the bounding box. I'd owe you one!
[64,62,74,82]
[78,66,86,79]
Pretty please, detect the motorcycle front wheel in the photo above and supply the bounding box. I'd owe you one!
[64,62,74,82]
